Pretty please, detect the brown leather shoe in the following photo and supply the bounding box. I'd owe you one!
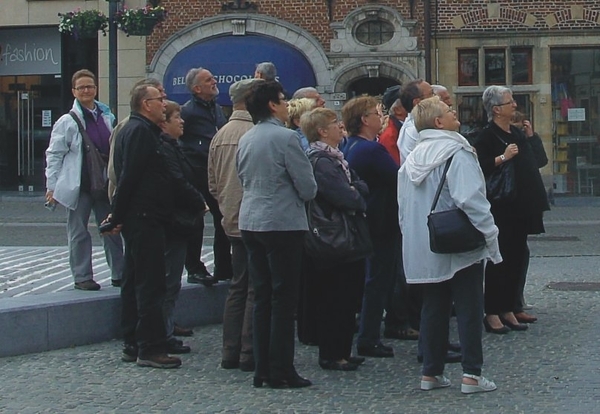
[515,312,538,323]
[136,354,181,369]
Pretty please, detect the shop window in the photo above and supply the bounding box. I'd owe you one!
[458,49,478,86]
[355,19,394,46]
[551,48,600,196]
[511,48,532,85]
[485,49,506,85]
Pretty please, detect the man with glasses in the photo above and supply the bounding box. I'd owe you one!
[105,83,182,368]
[45,69,124,291]
[180,67,231,286]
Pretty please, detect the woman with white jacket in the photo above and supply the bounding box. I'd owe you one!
[397,96,501,394]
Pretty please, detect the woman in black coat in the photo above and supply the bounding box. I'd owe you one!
[300,107,370,371]
[473,86,549,334]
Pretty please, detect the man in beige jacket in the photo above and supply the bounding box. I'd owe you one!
[208,78,262,372]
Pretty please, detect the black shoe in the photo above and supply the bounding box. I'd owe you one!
[445,350,462,363]
[221,360,240,369]
[268,374,312,389]
[483,317,510,334]
[499,316,529,331]
[173,324,193,337]
[111,279,121,287]
[416,350,462,364]
[383,327,419,340]
[122,343,138,362]
[74,280,101,291]
[166,340,191,354]
[319,359,358,371]
[347,356,365,365]
[447,342,461,353]
[239,360,255,372]
[253,376,268,388]
[357,343,394,358]
[187,272,217,287]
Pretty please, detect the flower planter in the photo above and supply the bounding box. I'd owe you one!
[127,16,159,36]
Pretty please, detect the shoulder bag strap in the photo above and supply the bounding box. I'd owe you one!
[429,156,454,213]
[69,110,95,151]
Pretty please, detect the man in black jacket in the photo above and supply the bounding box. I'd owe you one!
[108,84,181,369]
[180,67,232,285]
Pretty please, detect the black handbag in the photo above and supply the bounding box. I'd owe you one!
[304,155,373,263]
[427,156,486,254]
[70,111,108,200]
[485,133,516,202]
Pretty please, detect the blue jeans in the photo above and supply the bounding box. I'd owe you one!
[357,231,400,348]
[420,262,484,377]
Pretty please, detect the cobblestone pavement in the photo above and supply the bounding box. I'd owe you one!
[1,196,600,412]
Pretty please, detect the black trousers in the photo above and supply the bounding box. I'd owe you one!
[185,168,232,279]
[314,259,365,361]
[121,215,168,358]
[484,215,529,314]
[241,230,304,381]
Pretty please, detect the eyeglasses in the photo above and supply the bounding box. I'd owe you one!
[73,85,97,92]
[446,107,455,113]
[145,97,165,103]
[495,99,516,106]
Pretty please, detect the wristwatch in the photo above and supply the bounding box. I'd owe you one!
[499,154,506,162]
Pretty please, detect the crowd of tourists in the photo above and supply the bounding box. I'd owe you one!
[44,63,547,393]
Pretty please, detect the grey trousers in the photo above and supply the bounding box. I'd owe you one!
[66,191,124,283]
[222,237,254,364]
[164,235,187,340]
[420,261,484,377]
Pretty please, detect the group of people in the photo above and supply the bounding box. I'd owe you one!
[45,64,548,392]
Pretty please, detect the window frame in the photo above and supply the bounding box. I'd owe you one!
[354,19,395,46]
[458,49,479,86]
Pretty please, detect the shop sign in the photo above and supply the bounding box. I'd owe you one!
[0,27,61,76]
[164,34,317,106]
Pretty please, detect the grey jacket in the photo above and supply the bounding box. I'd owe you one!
[236,117,317,232]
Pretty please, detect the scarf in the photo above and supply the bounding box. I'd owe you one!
[310,140,352,182]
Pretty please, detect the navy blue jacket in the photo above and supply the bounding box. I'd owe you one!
[341,135,399,236]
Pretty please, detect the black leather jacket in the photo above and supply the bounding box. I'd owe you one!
[179,95,227,165]
[111,113,174,224]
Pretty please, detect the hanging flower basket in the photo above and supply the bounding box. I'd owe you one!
[58,9,109,40]
[114,5,167,36]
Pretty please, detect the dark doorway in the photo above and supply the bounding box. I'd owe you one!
[347,77,399,99]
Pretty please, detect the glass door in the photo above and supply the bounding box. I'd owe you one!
[0,75,62,191]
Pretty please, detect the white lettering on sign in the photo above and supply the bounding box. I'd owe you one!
[172,73,265,87]
[172,77,186,86]
[0,43,59,66]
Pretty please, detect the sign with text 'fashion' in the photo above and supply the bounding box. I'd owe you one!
[0,27,61,76]
[164,34,316,106]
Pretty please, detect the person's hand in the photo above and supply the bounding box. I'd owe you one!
[100,214,122,235]
[45,190,55,204]
[522,120,534,137]
[504,143,519,160]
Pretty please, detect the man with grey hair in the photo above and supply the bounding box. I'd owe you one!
[254,62,277,81]
[180,67,231,286]
[292,86,326,107]
[209,78,262,372]
[432,84,452,107]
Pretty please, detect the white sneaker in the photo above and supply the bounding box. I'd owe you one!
[461,374,497,394]
[421,375,451,391]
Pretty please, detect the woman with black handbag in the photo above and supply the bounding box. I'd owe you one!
[300,108,370,371]
[473,86,549,333]
[398,96,501,394]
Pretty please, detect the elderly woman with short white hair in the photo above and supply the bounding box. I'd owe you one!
[398,96,501,394]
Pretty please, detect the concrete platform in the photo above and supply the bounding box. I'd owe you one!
[0,283,228,357]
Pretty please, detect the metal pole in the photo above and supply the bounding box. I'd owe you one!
[108,0,119,115]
